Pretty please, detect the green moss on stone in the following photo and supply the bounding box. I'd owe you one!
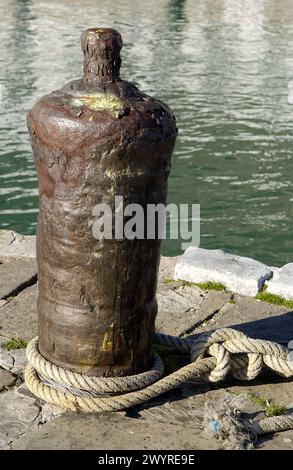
[2,336,28,351]
[166,278,226,291]
[249,392,288,417]
[255,292,293,309]
[194,281,226,292]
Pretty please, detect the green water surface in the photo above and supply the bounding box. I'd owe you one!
[0,0,293,266]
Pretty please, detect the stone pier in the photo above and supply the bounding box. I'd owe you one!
[0,231,292,450]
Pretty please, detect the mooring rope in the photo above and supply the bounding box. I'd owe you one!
[25,327,293,440]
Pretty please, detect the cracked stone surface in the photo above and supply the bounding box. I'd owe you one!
[175,247,272,296]
[0,257,37,300]
[0,349,14,370]
[156,282,205,336]
[0,386,40,449]
[0,368,17,391]
[0,284,38,341]
[0,346,27,378]
[194,295,293,345]
[0,230,36,260]
[179,290,231,335]
[11,411,217,450]
[138,380,293,451]
[10,348,28,378]
[9,380,293,450]
[0,250,292,450]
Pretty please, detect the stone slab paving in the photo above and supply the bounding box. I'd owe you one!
[158,256,179,282]
[0,369,16,391]
[139,381,293,451]
[0,230,36,260]
[0,258,37,300]
[0,248,292,450]
[156,283,205,336]
[178,290,231,336]
[0,349,14,370]
[10,408,217,451]
[0,341,28,380]
[155,257,208,336]
[6,379,293,450]
[10,349,28,378]
[0,284,38,341]
[193,295,292,345]
[227,381,293,450]
[0,386,40,449]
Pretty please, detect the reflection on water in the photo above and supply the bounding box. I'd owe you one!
[0,0,293,265]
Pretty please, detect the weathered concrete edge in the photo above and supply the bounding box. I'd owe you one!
[173,246,293,300]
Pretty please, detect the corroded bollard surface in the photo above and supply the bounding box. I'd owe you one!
[27,28,177,376]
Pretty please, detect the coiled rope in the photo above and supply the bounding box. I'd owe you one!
[25,327,293,436]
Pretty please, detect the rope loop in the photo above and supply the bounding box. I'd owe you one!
[25,327,293,430]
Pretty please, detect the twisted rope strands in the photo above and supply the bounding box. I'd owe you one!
[25,327,293,436]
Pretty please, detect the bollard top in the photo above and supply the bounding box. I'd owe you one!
[81,28,123,84]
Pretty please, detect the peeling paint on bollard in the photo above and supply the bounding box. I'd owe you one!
[26,28,177,376]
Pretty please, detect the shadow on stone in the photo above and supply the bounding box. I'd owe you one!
[192,310,293,345]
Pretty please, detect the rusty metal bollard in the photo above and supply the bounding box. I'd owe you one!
[27,28,177,377]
